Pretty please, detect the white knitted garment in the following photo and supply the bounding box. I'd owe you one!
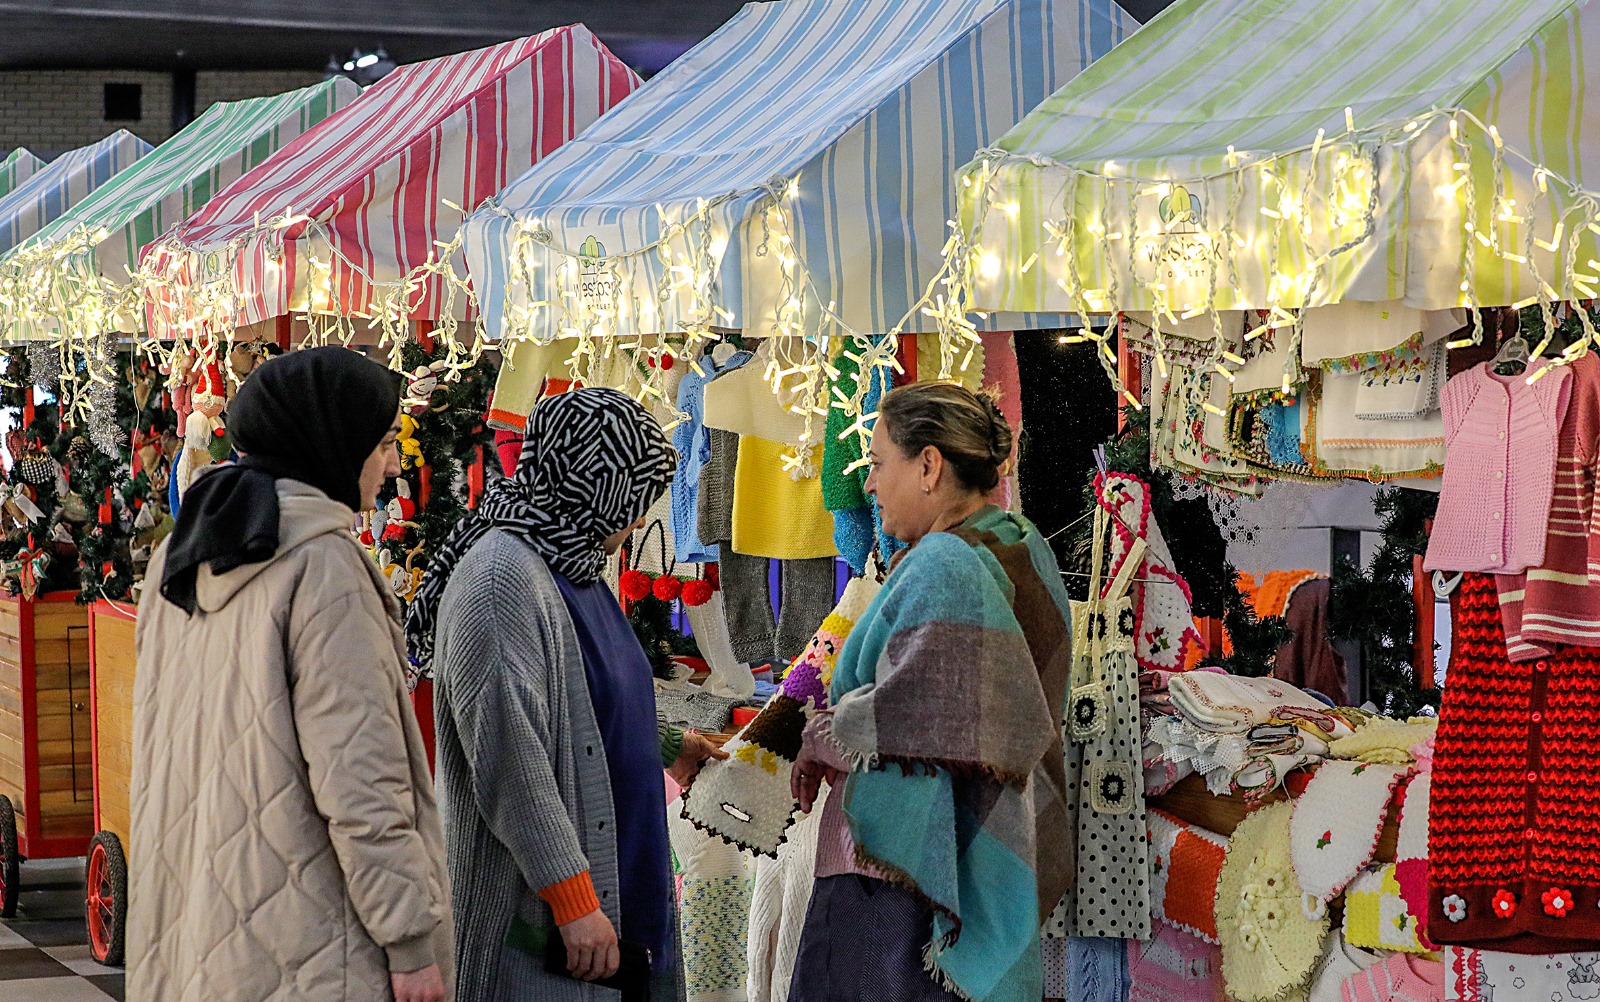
[746,787,827,1002]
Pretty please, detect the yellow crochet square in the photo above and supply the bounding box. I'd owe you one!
[1343,864,1427,953]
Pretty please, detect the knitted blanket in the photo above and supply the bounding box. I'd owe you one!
[682,575,880,855]
[829,506,1073,1002]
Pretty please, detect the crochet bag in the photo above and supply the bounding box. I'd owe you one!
[681,574,881,855]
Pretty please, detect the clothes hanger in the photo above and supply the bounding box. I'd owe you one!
[711,341,738,366]
[1492,331,1530,375]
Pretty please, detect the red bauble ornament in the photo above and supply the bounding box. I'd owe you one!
[653,575,683,602]
[681,579,714,607]
[619,569,653,602]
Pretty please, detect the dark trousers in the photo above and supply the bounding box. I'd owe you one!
[788,875,962,1002]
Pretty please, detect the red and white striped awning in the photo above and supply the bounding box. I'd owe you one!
[142,26,639,341]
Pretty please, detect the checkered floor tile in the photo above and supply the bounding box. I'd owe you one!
[0,858,121,1001]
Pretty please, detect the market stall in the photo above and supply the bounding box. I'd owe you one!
[0,150,43,202]
[939,0,1600,997]
[141,26,638,361]
[0,78,358,361]
[465,0,1135,430]
[0,131,152,257]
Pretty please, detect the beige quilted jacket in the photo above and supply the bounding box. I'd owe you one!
[129,482,454,1001]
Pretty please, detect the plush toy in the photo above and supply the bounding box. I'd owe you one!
[403,361,449,415]
[396,414,423,469]
[176,361,227,499]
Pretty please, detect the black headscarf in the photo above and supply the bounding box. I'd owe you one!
[159,346,402,614]
[405,387,675,677]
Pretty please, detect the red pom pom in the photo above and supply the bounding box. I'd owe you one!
[359,530,375,546]
[660,355,675,371]
[619,569,654,602]
[681,579,714,607]
[653,575,683,602]
[705,562,720,590]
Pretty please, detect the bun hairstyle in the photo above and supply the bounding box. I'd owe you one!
[876,381,1014,493]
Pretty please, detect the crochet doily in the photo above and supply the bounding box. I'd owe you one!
[1217,800,1330,1002]
[1289,762,1413,915]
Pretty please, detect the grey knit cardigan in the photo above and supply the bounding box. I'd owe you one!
[431,528,685,1002]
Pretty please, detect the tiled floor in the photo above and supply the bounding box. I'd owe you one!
[0,857,122,1001]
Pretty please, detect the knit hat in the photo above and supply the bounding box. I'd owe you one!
[1217,800,1330,1002]
[681,574,880,855]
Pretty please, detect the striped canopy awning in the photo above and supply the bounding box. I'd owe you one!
[0,131,152,257]
[464,0,1135,346]
[143,28,639,343]
[0,150,44,201]
[0,78,357,340]
[958,0,1600,318]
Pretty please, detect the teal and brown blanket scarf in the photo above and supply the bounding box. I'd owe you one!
[828,506,1073,1002]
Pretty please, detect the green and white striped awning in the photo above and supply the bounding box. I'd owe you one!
[0,149,44,201]
[958,0,1600,319]
[0,78,358,340]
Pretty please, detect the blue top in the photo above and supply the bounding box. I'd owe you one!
[551,574,675,970]
[670,349,751,564]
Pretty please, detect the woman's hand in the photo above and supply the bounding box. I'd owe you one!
[668,731,729,789]
[791,745,843,813]
[391,964,447,1002]
[559,907,621,981]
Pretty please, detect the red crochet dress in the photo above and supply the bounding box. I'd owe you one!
[1428,572,1600,952]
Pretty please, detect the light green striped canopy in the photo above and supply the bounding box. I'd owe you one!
[0,149,44,201]
[0,78,358,339]
[958,0,1600,317]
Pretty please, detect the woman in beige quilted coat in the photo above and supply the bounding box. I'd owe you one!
[130,348,453,1002]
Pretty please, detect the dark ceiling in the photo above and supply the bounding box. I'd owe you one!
[0,1,1175,75]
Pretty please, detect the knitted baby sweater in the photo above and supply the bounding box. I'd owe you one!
[1424,362,1571,574]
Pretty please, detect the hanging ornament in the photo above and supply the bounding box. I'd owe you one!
[15,449,55,487]
[67,436,93,468]
[652,575,684,602]
[619,569,653,602]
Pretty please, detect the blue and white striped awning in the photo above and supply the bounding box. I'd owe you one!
[0,131,152,258]
[464,0,1135,343]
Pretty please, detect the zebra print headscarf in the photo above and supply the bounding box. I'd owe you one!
[405,386,675,678]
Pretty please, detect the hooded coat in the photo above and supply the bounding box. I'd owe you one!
[130,481,454,1001]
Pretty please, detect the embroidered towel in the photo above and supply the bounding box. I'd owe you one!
[1355,340,1447,421]
[1170,672,1329,733]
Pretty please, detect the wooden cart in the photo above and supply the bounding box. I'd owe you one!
[86,599,134,965]
[0,592,94,916]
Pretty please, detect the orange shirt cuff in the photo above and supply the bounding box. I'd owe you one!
[539,871,601,926]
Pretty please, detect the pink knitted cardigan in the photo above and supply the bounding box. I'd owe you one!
[1424,362,1571,574]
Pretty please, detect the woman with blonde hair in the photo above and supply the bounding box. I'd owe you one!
[790,381,1073,1002]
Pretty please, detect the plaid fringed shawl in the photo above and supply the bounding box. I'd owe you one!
[829,506,1074,1002]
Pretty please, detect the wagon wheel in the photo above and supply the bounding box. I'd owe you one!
[85,831,127,966]
[0,795,17,918]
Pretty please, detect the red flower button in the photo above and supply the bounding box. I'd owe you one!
[1493,890,1519,919]
[1543,887,1575,918]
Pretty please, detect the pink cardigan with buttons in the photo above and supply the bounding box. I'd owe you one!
[1424,362,1572,574]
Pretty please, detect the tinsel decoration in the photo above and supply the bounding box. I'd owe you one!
[88,377,124,459]
[25,342,59,392]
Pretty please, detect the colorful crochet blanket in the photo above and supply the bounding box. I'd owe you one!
[830,506,1073,1002]
[681,575,879,855]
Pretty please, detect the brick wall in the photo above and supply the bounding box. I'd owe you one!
[0,69,327,160]
[195,70,324,111]
[0,71,174,155]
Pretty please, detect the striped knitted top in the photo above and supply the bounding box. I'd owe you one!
[1339,953,1443,1002]
[1497,353,1600,657]
[1425,362,1571,575]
